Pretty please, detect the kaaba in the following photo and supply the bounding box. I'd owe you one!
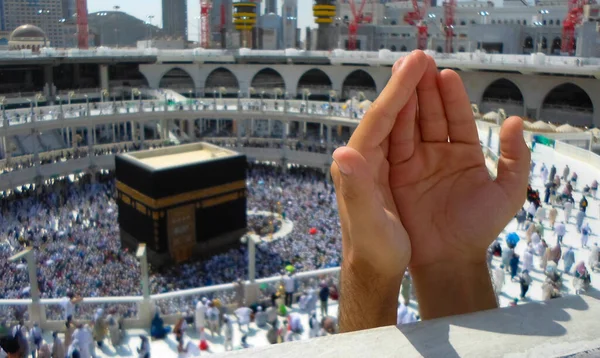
[115,142,247,265]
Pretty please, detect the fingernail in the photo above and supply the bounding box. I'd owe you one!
[332,157,352,176]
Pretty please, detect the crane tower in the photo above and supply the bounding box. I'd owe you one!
[76,0,89,49]
[200,0,212,48]
[443,0,456,53]
[561,0,586,55]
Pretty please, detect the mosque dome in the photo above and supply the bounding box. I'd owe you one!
[9,24,48,52]
[10,24,46,41]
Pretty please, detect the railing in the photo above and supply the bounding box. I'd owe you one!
[236,293,600,357]
[0,267,340,330]
[0,48,598,71]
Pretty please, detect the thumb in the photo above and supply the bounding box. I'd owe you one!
[331,146,376,210]
[495,116,531,203]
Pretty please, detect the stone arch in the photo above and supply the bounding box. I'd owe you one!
[541,83,594,125]
[458,46,466,52]
[541,37,547,50]
[296,68,332,100]
[250,68,286,98]
[158,67,195,89]
[481,78,524,116]
[542,83,593,112]
[523,36,533,49]
[390,45,396,52]
[436,46,443,53]
[204,67,239,96]
[400,45,407,51]
[341,69,377,100]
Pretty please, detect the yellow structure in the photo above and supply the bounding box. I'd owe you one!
[313,0,336,24]
[233,1,257,47]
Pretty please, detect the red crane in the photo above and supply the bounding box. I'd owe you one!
[76,0,89,49]
[443,0,456,53]
[200,0,212,48]
[348,0,368,50]
[560,0,586,55]
[403,0,429,50]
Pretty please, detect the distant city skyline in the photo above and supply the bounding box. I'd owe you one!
[88,0,316,42]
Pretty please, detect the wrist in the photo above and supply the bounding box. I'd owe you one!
[339,261,402,333]
[410,260,497,320]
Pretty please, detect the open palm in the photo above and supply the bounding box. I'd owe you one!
[332,51,530,278]
[388,56,530,268]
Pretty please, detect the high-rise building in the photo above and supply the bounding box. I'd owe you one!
[61,0,76,19]
[282,0,297,48]
[265,0,277,14]
[0,0,66,47]
[210,0,233,48]
[162,0,188,39]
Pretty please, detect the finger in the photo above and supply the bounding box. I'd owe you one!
[389,91,418,165]
[495,116,530,204]
[349,50,428,152]
[438,69,479,144]
[331,146,380,233]
[417,56,448,142]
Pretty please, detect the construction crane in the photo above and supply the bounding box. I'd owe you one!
[348,0,368,50]
[76,0,89,49]
[200,0,212,48]
[561,0,587,55]
[403,0,429,50]
[443,0,456,53]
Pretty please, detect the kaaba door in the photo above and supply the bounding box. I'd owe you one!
[167,204,197,263]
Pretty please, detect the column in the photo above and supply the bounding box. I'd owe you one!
[187,119,194,140]
[140,122,145,148]
[236,119,242,142]
[303,121,307,138]
[216,119,220,133]
[131,121,137,144]
[87,125,94,153]
[248,238,256,283]
[112,123,117,143]
[268,119,273,135]
[99,64,109,90]
[326,125,332,153]
[320,123,324,138]
[43,65,54,98]
[73,64,81,87]
[250,119,254,138]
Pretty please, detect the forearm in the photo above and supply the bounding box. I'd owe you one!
[410,261,497,320]
[339,262,402,333]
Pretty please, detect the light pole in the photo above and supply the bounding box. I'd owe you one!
[113,6,121,48]
[97,12,108,46]
[37,9,51,43]
[195,16,201,47]
[536,9,549,53]
[136,244,152,325]
[240,235,257,283]
[56,96,63,119]
[146,15,155,48]
[479,11,490,25]
[68,91,75,105]
[84,94,90,117]
[0,96,5,121]
[10,248,42,323]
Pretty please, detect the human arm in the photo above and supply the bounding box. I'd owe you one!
[411,262,497,320]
